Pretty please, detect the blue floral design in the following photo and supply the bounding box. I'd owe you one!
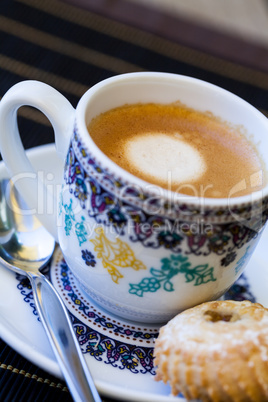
[82,249,96,267]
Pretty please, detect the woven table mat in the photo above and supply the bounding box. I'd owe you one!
[1,0,268,400]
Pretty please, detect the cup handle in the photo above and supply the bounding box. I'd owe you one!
[0,81,75,240]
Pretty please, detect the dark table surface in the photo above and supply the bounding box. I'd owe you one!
[1,0,268,400]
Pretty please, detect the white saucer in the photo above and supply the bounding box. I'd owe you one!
[0,145,268,402]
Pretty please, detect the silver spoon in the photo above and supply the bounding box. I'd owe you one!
[0,179,101,402]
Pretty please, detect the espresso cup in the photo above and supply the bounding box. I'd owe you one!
[0,72,267,323]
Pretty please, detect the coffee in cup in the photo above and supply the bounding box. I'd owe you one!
[88,102,265,198]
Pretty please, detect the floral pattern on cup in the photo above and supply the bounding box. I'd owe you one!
[61,199,219,292]
[59,191,258,300]
[129,255,216,297]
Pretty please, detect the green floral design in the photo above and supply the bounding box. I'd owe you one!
[129,255,216,297]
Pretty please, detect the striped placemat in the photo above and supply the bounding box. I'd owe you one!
[0,0,268,400]
[0,339,72,402]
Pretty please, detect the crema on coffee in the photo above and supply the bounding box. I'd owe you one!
[88,103,265,198]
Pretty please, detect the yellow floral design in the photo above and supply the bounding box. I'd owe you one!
[90,227,146,283]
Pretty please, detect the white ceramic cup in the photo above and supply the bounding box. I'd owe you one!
[0,72,268,323]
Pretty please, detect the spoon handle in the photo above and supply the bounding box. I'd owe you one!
[29,271,102,402]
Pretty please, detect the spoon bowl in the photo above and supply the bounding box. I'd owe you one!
[0,179,55,273]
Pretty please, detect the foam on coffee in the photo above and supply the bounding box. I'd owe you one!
[126,132,206,185]
[88,103,265,198]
